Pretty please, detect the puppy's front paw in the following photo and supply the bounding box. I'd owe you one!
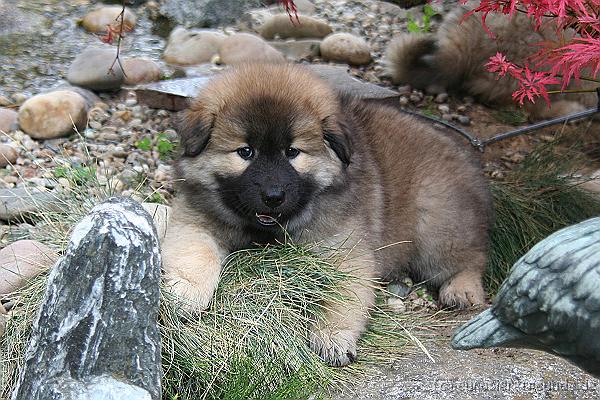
[165,276,215,313]
[309,323,358,367]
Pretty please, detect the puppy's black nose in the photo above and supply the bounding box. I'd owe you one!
[262,188,285,208]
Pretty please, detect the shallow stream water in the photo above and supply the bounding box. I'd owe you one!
[0,0,167,98]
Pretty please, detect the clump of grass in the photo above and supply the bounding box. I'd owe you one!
[1,241,439,399]
[492,108,528,126]
[487,133,600,292]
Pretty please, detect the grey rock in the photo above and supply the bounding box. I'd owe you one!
[67,47,125,91]
[457,115,471,125]
[46,85,102,110]
[387,282,411,298]
[269,39,321,60]
[0,108,17,133]
[134,65,400,110]
[320,33,372,65]
[134,76,213,110]
[11,197,162,400]
[159,0,263,28]
[163,27,226,65]
[437,104,450,114]
[434,92,449,103]
[219,33,285,65]
[0,187,60,221]
[452,217,600,377]
[307,65,399,106]
[259,14,332,39]
[0,240,58,295]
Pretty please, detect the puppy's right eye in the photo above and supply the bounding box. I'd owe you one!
[236,146,254,160]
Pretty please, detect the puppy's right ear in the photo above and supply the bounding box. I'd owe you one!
[176,104,214,157]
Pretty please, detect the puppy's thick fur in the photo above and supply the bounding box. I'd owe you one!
[162,64,493,366]
[385,3,596,120]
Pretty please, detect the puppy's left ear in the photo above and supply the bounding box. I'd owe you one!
[323,115,353,167]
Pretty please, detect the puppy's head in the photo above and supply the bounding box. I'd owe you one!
[176,64,352,230]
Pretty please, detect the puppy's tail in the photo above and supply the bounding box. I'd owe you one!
[385,33,451,94]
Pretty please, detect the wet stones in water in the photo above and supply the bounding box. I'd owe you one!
[219,33,285,65]
[159,0,263,28]
[320,33,372,65]
[163,27,226,65]
[0,240,58,296]
[0,107,17,133]
[10,197,162,400]
[67,47,125,91]
[259,14,333,39]
[80,6,137,33]
[18,90,88,139]
[123,58,163,85]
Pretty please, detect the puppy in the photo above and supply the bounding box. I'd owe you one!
[162,63,493,366]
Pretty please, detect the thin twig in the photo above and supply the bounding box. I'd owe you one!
[108,1,127,77]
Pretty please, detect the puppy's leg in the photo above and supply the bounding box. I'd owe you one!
[309,252,376,367]
[162,211,227,313]
[438,253,487,308]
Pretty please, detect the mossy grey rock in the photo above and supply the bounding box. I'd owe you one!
[11,197,162,400]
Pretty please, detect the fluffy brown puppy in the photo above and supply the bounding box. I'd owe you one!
[385,2,597,120]
[162,63,493,366]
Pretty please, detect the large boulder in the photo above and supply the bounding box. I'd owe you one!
[18,91,88,139]
[163,27,226,65]
[159,0,263,28]
[11,197,162,400]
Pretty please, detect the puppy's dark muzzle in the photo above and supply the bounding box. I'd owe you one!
[262,188,285,209]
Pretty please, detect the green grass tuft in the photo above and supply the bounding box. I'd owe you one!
[487,136,600,292]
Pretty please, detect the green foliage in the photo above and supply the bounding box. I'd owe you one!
[407,4,438,33]
[53,165,96,186]
[136,133,177,160]
[136,137,152,151]
[487,137,600,293]
[493,108,529,126]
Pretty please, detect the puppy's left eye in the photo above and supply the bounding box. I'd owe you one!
[285,147,300,159]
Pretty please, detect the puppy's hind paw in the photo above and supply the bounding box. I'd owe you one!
[309,324,358,367]
[439,273,485,309]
